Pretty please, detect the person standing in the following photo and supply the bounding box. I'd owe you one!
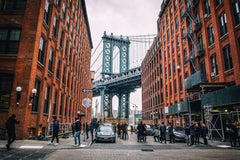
[185,122,191,146]
[168,123,175,143]
[137,121,144,142]
[47,116,59,146]
[6,114,20,151]
[122,123,128,140]
[153,126,159,142]
[190,121,195,145]
[160,122,166,144]
[195,123,201,145]
[89,118,98,142]
[201,123,208,145]
[74,117,82,146]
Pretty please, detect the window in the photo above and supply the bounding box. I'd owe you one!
[216,0,223,6]
[67,14,70,30]
[166,85,168,97]
[48,48,54,72]
[223,44,233,71]
[55,0,60,6]
[32,79,40,112]
[173,60,176,73]
[53,90,57,115]
[38,36,45,64]
[185,71,189,78]
[184,49,187,64]
[164,35,166,46]
[44,0,50,25]
[179,76,183,91]
[64,97,68,116]
[211,53,218,75]
[182,27,185,43]
[177,35,180,49]
[59,28,63,48]
[207,24,215,46]
[168,46,170,58]
[62,65,65,84]
[170,7,173,18]
[175,16,179,30]
[198,34,203,49]
[52,15,57,38]
[204,0,211,16]
[174,79,177,93]
[44,85,50,114]
[169,64,171,77]
[180,7,184,23]
[65,39,68,57]
[56,59,60,79]
[172,41,175,54]
[170,83,172,96]
[167,29,169,42]
[233,0,240,26]
[2,0,26,11]
[165,67,167,79]
[171,23,174,36]
[166,14,169,24]
[72,6,75,18]
[174,0,177,11]
[218,12,228,36]
[163,20,165,31]
[59,94,63,116]
[62,2,66,19]
[0,28,21,55]
[0,73,13,110]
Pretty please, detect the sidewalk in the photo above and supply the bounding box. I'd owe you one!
[0,133,93,150]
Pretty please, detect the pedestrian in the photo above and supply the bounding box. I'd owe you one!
[143,123,147,142]
[153,126,159,142]
[89,118,98,142]
[168,123,175,143]
[160,122,166,144]
[130,125,134,134]
[122,123,128,140]
[235,121,240,146]
[47,115,59,146]
[190,121,195,145]
[227,121,237,147]
[195,123,201,145]
[201,123,208,145]
[185,122,191,146]
[137,121,144,142]
[5,114,20,151]
[71,122,75,137]
[74,117,83,146]
[117,123,121,137]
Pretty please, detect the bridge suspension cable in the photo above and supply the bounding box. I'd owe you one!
[91,49,103,68]
[91,39,103,57]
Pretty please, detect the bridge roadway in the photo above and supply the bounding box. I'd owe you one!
[92,67,141,97]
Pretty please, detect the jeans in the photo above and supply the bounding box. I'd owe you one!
[186,135,191,145]
[51,132,59,143]
[74,131,81,145]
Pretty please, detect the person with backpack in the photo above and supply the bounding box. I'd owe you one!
[6,114,20,151]
[74,117,84,147]
[47,115,60,146]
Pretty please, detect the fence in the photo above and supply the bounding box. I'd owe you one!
[47,123,72,136]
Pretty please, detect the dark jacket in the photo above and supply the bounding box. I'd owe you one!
[195,126,201,136]
[185,125,190,135]
[6,117,20,134]
[89,121,98,131]
[53,120,60,133]
[75,120,81,131]
[160,124,166,134]
[201,126,208,137]
[190,124,195,136]
[137,123,144,134]
[168,125,174,135]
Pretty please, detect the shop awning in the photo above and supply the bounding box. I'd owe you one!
[201,85,240,106]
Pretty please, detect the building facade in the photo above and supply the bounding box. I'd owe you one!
[142,0,240,127]
[0,0,93,139]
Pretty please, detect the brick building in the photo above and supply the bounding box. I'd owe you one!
[0,0,93,139]
[142,0,240,126]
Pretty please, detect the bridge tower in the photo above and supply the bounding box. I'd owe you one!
[99,31,131,119]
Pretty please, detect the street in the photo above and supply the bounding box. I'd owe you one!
[0,133,240,160]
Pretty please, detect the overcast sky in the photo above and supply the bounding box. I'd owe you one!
[85,0,163,112]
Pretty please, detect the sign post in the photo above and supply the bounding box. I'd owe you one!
[82,89,92,142]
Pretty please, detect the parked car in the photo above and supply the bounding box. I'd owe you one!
[166,126,186,142]
[96,124,116,143]
[146,124,154,136]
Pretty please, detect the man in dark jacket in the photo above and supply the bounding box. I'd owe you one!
[6,114,20,151]
[160,122,166,144]
[185,122,190,146]
[168,123,175,143]
[47,116,59,146]
[195,123,201,145]
[137,121,144,142]
[201,123,208,145]
[74,117,82,146]
[190,121,195,145]
[89,118,98,142]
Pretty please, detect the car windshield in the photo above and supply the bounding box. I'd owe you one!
[99,127,112,132]
[174,126,184,131]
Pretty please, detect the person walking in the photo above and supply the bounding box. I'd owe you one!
[201,123,208,145]
[137,121,144,142]
[122,123,128,140]
[143,123,147,142]
[6,114,20,151]
[190,121,195,145]
[71,122,75,137]
[153,126,159,142]
[168,123,175,143]
[160,122,166,144]
[89,118,98,142]
[185,122,191,146]
[47,116,60,146]
[74,117,83,146]
[195,123,201,145]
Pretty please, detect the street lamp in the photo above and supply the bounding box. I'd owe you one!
[133,105,138,130]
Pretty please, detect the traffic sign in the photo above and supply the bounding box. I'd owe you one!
[82,98,91,108]
[82,89,93,92]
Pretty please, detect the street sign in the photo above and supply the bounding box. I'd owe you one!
[82,98,91,108]
[82,89,93,92]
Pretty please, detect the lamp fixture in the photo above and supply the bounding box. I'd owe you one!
[16,86,22,105]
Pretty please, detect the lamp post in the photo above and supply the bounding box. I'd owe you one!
[133,105,138,130]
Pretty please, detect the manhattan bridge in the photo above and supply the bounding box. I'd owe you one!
[91,31,156,120]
